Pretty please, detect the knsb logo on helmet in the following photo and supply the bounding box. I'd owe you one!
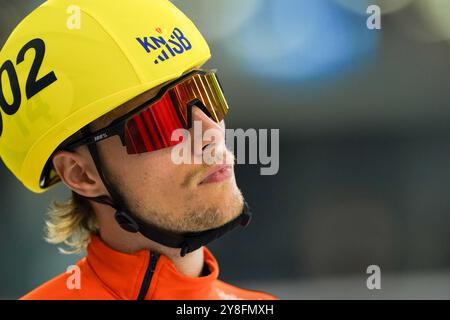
[136,27,193,65]
[0,38,57,137]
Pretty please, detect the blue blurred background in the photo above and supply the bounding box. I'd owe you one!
[1,0,449,299]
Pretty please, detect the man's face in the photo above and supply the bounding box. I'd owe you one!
[92,82,244,234]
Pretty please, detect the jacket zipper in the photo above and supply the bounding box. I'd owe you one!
[137,251,160,300]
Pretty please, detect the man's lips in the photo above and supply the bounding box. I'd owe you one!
[199,164,233,185]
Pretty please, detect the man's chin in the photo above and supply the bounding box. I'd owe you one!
[135,183,245,234]
[212,191,245,228]
[185,188,244,232]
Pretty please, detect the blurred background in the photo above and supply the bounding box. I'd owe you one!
[1,0,449,299]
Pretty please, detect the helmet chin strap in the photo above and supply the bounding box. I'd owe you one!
[79,127,252,257]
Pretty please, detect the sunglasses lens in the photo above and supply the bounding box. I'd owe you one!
[124,71,229,155]
[124,94,185,154]
[170,72,229,123]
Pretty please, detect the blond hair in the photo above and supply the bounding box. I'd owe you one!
[45,191,99,254]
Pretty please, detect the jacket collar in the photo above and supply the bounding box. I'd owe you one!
[87,235,220,299]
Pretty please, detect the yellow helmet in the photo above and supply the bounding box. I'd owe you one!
[0,0,211,193]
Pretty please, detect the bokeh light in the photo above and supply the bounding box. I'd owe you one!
[333,0,416,15]
[224,0,380,81]
[170,0,263,41]
[414,0,450,41]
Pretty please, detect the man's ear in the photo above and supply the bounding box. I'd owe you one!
[52,147,105,197]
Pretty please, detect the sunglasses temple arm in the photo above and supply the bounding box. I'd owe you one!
[63,120,125,151]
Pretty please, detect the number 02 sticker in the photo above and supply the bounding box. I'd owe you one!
[0,38,57,137]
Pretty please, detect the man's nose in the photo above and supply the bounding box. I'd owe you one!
[190,105,225,151]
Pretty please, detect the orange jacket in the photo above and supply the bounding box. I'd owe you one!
[21,235,278,300]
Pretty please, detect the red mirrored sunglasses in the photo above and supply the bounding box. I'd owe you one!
[65,69,229,154]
